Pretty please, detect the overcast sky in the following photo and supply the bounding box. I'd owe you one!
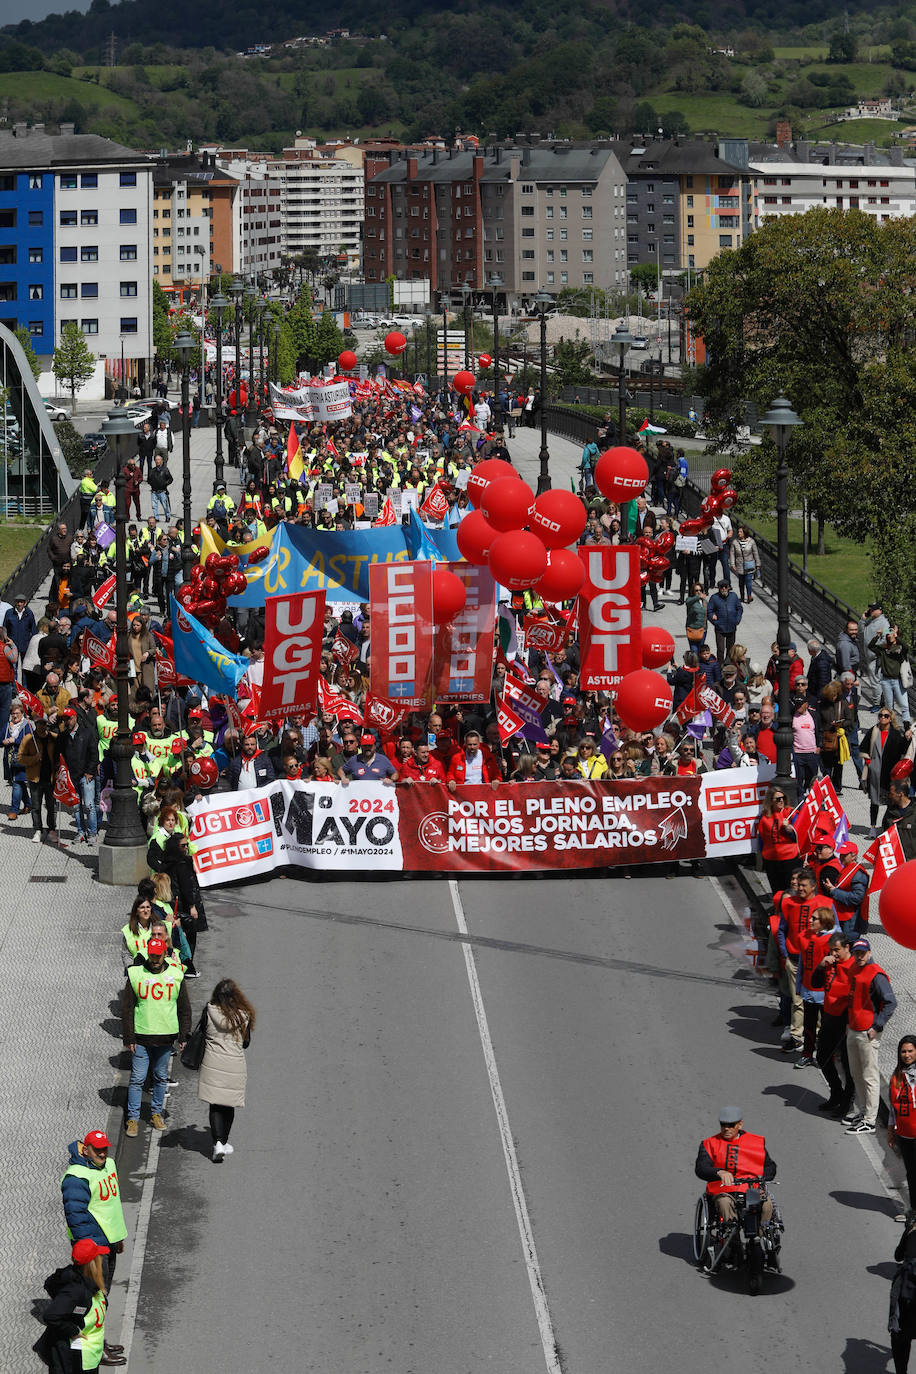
[0,0,92,23]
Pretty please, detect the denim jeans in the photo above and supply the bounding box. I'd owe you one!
[127,1041,172,1121]
[10,773,30,813]
[75,774,98,838]
[740,569,755,600]
[0,681,11,758]
[793,750,820,796]
[881,678,909,718]
[151,490,171,522]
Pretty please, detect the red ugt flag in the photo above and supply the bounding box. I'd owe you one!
[53,758,80,807]
[419,482,449,522]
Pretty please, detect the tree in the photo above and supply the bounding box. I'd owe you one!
[740,70,769,107]
[687,207,916,637]
[550,337,595,394]
[828,31,858,63]
[14,326,41,381]
[152,278,174,361]
[52,322,95,406]
[286,290,317,372]
[314,311,345,368]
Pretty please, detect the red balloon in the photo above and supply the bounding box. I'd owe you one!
[466,458,521,509]
[452,370,475,395]
[385,331,407,356]
[199,576,218,598]
[720,487,738,510]
[534,548,585,602]
[456,509,499,565]
[223,571,248,596]
[641,626,676,668]
[221,553,240,572]
[594,446,649,503]
[205,552,222,572]
[530,489,587,549]
[247,546,270,564]
[477,353,492,370]
[175,584,195,607]
[613,669,673,732]
[190,564,204,584]
[488,530,548,591]
[338,349,358,371]
[879,860,916,949]
[710,467,732,493]
[192,598,220,621]
[481,477,534,532]
[653,531,676,554]
[432,568,467,624]
[188,756,218,791]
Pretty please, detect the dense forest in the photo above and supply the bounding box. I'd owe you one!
[1,2,916,148]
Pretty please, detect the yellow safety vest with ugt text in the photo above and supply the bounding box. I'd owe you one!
[127,963,183,1037]
[72,1290,107,1371]
[61,1158,127,1245]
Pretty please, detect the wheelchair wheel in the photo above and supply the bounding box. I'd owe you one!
[693,1195,712,1267]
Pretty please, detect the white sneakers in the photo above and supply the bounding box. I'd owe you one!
[211,1143,225,1162]
[31,831,41,843]
[222,1143,233,1155]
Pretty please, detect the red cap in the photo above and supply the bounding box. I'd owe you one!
[83,1130,110,1150]
[147,937,167,957]
[838,841,858,856]
[170,738,184,755]
[61,707,77,719]
[72,1238,109,1265]
[188,708,203,720]
[132,731,146,747]
[360,732,376,746]
[536,742,551,752]
[892,759,914,781]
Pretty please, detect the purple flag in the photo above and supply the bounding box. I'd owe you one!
[599,727,619,764]
[94,522,115,550]
[410,403,422,423]
[520,719,550,747]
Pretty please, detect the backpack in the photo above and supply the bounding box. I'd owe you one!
[212,498,227,520]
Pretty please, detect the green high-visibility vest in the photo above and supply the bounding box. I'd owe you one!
[97,718,118,754]
[79,476,97,498]
[61,1158,127,1245]
[73,1290,107,1370]
[122,921,151,961]
[128,963,183,1037]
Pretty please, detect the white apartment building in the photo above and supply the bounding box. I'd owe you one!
[751,143,916,224]
[270,144,363,269]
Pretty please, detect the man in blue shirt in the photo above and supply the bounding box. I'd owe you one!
[339,733,397,784]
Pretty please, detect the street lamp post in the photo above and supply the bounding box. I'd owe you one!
[210,287,228,491]
[441,293,448,390]
[97,407,149,883]
[535,288,552,494]
[462,282,471,368]
[488,272,504,429]
[174,328,195,583]
[272,320,280,383]
[612,321,635,446]
[230,279,243,434]
[244,283,257,425]
[424,312,433,383]
[258,303,267,417]
[761,394,803,797]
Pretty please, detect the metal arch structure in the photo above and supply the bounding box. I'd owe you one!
[0,320,76,519]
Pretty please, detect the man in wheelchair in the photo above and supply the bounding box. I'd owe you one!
[696,1107,777,1225]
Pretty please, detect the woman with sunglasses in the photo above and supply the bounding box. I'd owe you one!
[861,708,912,836]
[758,785,800,894]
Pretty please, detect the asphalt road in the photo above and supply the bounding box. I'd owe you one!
[116,870,903,1373]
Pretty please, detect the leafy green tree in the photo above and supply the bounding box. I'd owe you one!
[740,70,769,107]
[14,326,41,381]
[687,207,916,633]
[286,290,317,371]
[550,337,595,394]
[53,322,95,406]
[828,31,858,63]
[314,311,345,368]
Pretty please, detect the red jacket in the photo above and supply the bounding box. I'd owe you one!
[446,746,501,785]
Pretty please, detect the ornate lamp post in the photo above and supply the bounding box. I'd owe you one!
[173,328,195,583]
[210,287,228,490]
[760,394,803,798]
[257,302,267,418]
[244,282,257,425]
[535,288,552,494]
[488,271,504,428]
[229,279,244,433]
[97,407,148,883]
[612,321,635,445]
[461,282,471,368]
[272,320,280,383]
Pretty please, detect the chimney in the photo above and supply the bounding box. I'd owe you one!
[432,148,438,165]
[12,122,25,137]
[59,122,75,137]
[890,145,904,166]
[864,142,876,163]
[775,120,792,148]
[495,146,501,164]
[407,156,418,179]
[32,122,44,135]
[522,146,531,166]
[473,154,483,180]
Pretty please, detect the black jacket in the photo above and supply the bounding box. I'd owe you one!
[148,462,173,492]
[60,719,99,780]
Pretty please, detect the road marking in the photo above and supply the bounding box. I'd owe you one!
[117,1079,170,1360]
[448,880,563,1374]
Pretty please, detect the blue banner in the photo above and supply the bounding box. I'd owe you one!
[232,522,461,605]
[170,597,249,696]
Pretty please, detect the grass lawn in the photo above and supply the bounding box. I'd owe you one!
[772,45,829,59]
[0,70,138,114]
[0,525,44,586]
[798,61,897,97]
[741,515,873,611]
[805,116,908,143]
[652,91,773,139]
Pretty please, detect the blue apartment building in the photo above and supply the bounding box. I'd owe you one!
[0,168,54,356]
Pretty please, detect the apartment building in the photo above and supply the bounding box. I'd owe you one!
[0,122,152,371]
[269,139,363,269]
[365,143,628,302]
[151,152,228,293]
[750,140,916,223]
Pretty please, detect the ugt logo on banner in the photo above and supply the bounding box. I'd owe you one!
[576,546,642,691]
[260,590,326,721]
[369,560,435,709]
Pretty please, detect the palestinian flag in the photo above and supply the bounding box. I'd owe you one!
[637,418,667,435]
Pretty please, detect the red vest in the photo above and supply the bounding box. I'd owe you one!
[823,956,855,1017]
[891,1072,916,1140]
[776,891,835,956]
[0,647,14,684]
[799,929,834,992]
[848,961,888,1031]
[701,1131,768,1195]
[758,810,798,863]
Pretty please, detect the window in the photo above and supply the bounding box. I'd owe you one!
[81,173,98,188]
[545,207,553,219]
[81,246,98,262]
[120,172,137,187]
[60,246,77,262]
[28,174,41,190]
[81,283,98,298]
[60,174,77,189]
[0,282,15,302]
[560,228,567,240]
[28,321,42,335]
[521,183,533,193]
[80,319,98,334]
[687,215,694,228]
[582,229,593,241]
[546,271,555,284]
[582,250,593,262]
[547,250,554,263]
[582,184,593,195]
[521,206,535,217]
[60,283,78,299]
[559,207,567,219]
[560,272,568,284]
[80,209,98,226]
[120,281,138,297]
[60,210,77,226]
[522,249,535,259]
[521,271,536,281]
[582,206,592,219]
[546,229,554,241]
[560,249,568,262]
[583,272,593,283]
[686,195,694,208]
[28,284,43,300]
[0,247,14,265]
[521,227,535,238]
[120,244,138,261]
[719,234,733,248]
[120,209,137,225]
[28,247,42,263]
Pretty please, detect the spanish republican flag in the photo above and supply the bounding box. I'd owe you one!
[287,422,304,481]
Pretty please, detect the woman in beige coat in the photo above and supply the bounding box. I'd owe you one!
[198,978,256,1163]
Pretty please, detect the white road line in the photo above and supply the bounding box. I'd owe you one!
[117,1075,171,1360]
[448,880,563,1374]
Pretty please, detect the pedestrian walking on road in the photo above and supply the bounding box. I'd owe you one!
[61,1130,128,1365]
[121,936,190,1137]
[861,709,911,835]
[39,1238,121,1372]
[198,978,256,1163]
[845,937,897,1135]
[889,1037,916,1210]
[889,1210,916,1374]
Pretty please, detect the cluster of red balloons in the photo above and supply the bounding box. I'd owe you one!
[592,445,676,586]
[455,460,588,602]
[385,331,407,357]
[175,547,270,636]
[677,467,737,537]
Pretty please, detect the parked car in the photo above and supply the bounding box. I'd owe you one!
[43,399,72,421]
[639,358,664,374]
[82,432,108,462]
[124,405,155,429]
[630,335,649,351]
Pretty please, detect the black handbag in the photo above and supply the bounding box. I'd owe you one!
[180,1007,207,1070]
